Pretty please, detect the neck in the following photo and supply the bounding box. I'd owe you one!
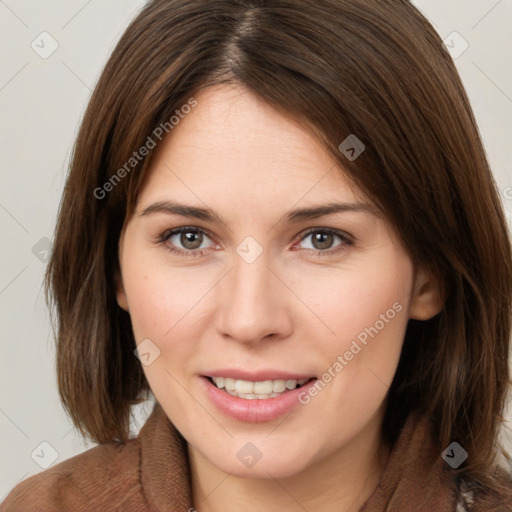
[188,410,390,512]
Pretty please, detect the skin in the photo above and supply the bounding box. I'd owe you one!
[117,84,443,512]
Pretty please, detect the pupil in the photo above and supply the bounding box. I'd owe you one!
[313,232,333,250]
[181,231,202,249]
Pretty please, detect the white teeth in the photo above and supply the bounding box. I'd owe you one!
[253,380,273,394]
[224,377,236,391]
[235,380,254,394]
[286,379,298,390]
[272,379,286,393]
[211,376,311,399]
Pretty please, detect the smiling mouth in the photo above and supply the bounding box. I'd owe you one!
[206,376,316,400]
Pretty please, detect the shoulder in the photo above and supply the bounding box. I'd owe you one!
[0,437,148,512]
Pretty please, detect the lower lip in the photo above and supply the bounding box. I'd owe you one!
[200,376,317,423]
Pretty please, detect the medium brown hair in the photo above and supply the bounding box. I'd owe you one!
[46,0,512,503]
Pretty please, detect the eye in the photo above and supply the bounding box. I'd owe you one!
[157,226,353,258]
[294,228,353,254]
[158,227,217,256]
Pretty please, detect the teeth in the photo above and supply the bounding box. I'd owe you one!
[253,380,273,394]
[272,380,286,393]
[235,379,254,394]
[211,376,310,399]
[286,379,298,390]
[224,378,236,391]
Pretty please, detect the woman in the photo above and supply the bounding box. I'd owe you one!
[2,0,511,510]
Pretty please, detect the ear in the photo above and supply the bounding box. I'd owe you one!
[409,266,444,320]
[115,268,129,312]
[115,230,129,312]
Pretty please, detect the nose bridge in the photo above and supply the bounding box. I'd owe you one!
[216,249,291,343]
[232,252,271,302]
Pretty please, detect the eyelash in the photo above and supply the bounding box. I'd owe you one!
[156,226,354,258]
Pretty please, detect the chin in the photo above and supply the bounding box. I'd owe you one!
[203,440,317,480]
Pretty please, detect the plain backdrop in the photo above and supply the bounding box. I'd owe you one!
[1,0,511,499]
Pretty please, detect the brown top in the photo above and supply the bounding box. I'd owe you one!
[1,401,505,511]
[1,402,192,511]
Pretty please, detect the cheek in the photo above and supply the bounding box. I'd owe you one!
[121,248,215,351]
[290,256,412,428]
[289,250,412,364]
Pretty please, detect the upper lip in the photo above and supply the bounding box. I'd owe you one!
[204,369,316,381]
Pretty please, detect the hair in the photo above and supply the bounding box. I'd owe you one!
[46,0,512,505]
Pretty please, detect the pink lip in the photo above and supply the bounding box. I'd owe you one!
[205,369,315,381]
[200,376,317,423]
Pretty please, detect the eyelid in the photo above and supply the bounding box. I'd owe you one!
[297,227,354,243]
[159,225,215,240]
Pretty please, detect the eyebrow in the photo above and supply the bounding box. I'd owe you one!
[139,200,380,225]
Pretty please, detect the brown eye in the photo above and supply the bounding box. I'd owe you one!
[311,231,335,250]
[162,227,215,254]
[295,229,353,254]
[180,230,203,250]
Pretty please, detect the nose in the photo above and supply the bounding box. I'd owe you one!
[215,252,293,345]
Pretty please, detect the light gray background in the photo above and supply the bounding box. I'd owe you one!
[1,0,511,499]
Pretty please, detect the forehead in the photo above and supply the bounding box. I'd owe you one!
[138,84,363,208]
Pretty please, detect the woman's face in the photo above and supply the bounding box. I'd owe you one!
[117,84,440,479]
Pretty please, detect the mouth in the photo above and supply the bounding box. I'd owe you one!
[200,373,319,422]
[205,376,316,400]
